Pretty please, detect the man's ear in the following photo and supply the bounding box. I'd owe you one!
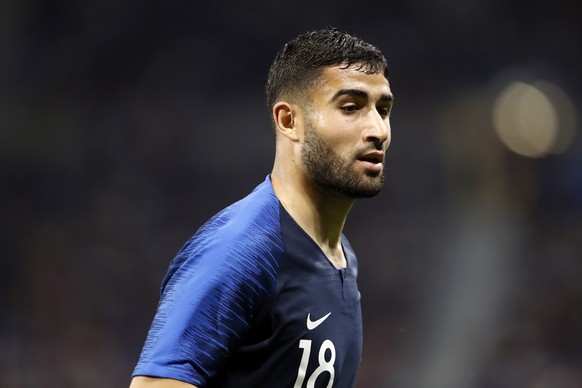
[273,101,300,142]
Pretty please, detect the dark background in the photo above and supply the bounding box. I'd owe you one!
[1,1,581,387]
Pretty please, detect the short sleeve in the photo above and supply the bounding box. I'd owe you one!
[132,190,284,386]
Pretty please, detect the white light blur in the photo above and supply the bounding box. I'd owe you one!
[492,79,577,158]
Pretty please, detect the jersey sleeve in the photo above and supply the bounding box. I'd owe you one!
[132,197,285,386]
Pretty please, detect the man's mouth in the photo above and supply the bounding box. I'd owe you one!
[357,150,384,173]
[357,151,384,164]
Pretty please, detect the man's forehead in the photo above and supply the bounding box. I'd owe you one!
[318,65,392,98]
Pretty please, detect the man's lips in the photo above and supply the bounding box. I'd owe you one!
[357,150,384,164]
[357,150,384,173]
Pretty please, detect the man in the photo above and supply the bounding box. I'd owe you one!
[130,27,393,388]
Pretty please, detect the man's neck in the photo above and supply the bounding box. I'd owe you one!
[270,172,354,268]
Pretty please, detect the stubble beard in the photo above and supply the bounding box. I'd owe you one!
[301,121,385,199]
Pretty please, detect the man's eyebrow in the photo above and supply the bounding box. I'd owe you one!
[331,89,368,101]
[379,93,394,102]
[331,89,394,102]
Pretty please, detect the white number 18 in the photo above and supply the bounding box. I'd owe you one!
[293,339,336,388]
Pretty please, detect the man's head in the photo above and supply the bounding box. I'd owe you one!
[266,27,389,124]
[268,28,393,199]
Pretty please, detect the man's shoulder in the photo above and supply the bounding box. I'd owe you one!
[177,177,284,266]
[204,177,281,239]
[161,178,285,292]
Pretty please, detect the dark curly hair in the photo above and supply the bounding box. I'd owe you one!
[266,27,388,122]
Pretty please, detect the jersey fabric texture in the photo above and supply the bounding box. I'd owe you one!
[132,176,363,387]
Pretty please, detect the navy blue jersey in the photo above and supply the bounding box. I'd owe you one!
[133,176,362,387]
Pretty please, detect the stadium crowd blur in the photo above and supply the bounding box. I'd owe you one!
[1,1,581,387]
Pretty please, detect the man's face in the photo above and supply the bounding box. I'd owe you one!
[300,65,393,198]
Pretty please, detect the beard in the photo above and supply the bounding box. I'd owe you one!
[300,121,385,198]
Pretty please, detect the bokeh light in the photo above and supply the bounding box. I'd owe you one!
[492,79,577,158]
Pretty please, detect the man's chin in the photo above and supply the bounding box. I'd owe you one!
[340,178,384,199]
[350,187,382,199]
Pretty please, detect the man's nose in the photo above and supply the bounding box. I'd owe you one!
[363,110,390,148]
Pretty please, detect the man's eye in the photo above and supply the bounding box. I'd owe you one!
[341,104,359,112]
[377,107,390,118]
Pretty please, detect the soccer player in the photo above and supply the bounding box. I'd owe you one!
[130,27,393,388]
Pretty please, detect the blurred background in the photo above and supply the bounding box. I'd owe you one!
[1,0,581,387]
